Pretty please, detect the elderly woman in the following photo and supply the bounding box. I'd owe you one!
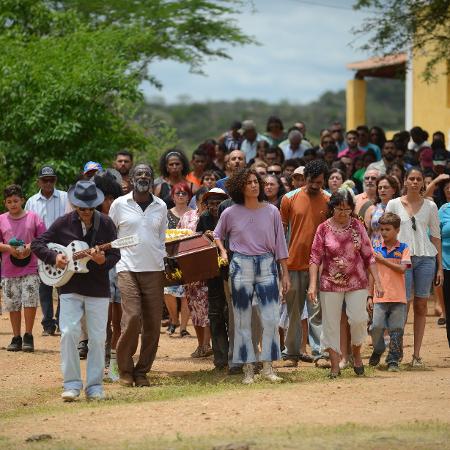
[214,168,290,384]
[308,189,383,378]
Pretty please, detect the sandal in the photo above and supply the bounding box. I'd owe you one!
[437,317,446,326]
[299,353,314,363]
[180,329,191,338]
[314,355,331,369]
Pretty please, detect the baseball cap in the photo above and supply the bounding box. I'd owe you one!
[83,161,103,175]
[292,166,305,176]
[38,165,57,178]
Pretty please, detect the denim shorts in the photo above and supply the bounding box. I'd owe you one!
[405,256,436,300]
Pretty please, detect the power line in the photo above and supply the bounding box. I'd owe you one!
[288,0,354,11]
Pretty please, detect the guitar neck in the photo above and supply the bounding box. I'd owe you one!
[72,243,112,261]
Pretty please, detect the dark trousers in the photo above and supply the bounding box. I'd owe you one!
[207,276,229,368]
[116,271,164,378]
[39,282,59,331]
[444,270,450,348]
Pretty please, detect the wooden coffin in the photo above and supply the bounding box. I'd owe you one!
[164,233,219,285]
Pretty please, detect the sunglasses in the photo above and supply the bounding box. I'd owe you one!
[175,191,188,196]
[268,170,281,175]
[411,216,416,231]
[77,207,95,212]
[364,176,378,181]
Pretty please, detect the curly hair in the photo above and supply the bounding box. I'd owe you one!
[304,159,328,180]
[158,148,190,178]
[374,175,400,205]
[3,184,23,199]
[226,168,265,204]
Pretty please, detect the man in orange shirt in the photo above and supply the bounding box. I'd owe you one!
[280,160,329,365]
[186,148,208,187]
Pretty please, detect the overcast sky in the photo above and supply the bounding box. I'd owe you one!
[142,0,372,104]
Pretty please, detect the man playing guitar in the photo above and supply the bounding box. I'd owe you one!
[31,180,121,402]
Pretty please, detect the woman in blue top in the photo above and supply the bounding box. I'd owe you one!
[438,176,450,347]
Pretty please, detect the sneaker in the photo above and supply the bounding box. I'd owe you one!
[42,326,56,337]
[411,355,425,368]
[7,335,22,352]
[261,361,282,382]
[61,389,80,402]
[78,340,88,360]
[242,363,255,385]
[22,333,34,352]
[368,352,382,367]
[86,391,105,401]
[388,362,400,372]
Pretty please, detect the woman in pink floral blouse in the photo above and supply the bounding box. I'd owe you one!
[308,188,384,378]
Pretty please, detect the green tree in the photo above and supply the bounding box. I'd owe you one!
[353,0,450,81]
[0,0,253,196]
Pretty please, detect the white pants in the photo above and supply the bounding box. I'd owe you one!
[60,294,109,395]
[320,290,368,354]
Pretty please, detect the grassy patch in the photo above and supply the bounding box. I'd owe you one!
[1,366,375,420]
[2,421,449,450]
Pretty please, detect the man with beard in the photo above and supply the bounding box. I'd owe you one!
[354,168,381,217]
[366,140,397,175]
[280,160,329,366]
[113,150,133,194]
[109,164,167,387]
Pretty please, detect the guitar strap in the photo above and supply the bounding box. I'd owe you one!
[89,210,101,247]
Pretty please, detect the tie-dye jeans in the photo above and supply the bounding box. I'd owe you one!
[229,252,281,364]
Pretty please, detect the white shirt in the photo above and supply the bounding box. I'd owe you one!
[241,134,270,162]
[386,197,440,257]
[281,142,309,160]
[25,189,68,229]
[109,192,167,272]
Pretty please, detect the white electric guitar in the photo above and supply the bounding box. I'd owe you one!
[38,235,139,287]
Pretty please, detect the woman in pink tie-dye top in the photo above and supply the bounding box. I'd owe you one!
[308,188,383,378]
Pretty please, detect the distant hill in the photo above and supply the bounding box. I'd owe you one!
[136,78,405,152]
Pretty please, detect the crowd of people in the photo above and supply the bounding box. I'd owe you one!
[0,117,449,401]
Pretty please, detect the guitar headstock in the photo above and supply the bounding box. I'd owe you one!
[111,235,140,249]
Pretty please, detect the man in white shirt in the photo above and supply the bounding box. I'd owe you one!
[281,130,309,160]
[109,164,167,387]
[25,165,68,336]
[240,120,269,162]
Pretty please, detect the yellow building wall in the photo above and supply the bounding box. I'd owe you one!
[346,79,366,130]
[412,56,450,146]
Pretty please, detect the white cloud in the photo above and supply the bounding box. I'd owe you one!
[142,0,372,103]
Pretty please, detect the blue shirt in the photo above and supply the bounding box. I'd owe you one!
[439,203,450,270]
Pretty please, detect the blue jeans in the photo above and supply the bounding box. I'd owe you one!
[39,282,59,331]
[405,256,436,300]
[371,302,406,364]
[285,270,322,358]
[60,294,109,395]
[230,252,280,364]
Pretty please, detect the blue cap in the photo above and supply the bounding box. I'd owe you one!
[83,161,103,175]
